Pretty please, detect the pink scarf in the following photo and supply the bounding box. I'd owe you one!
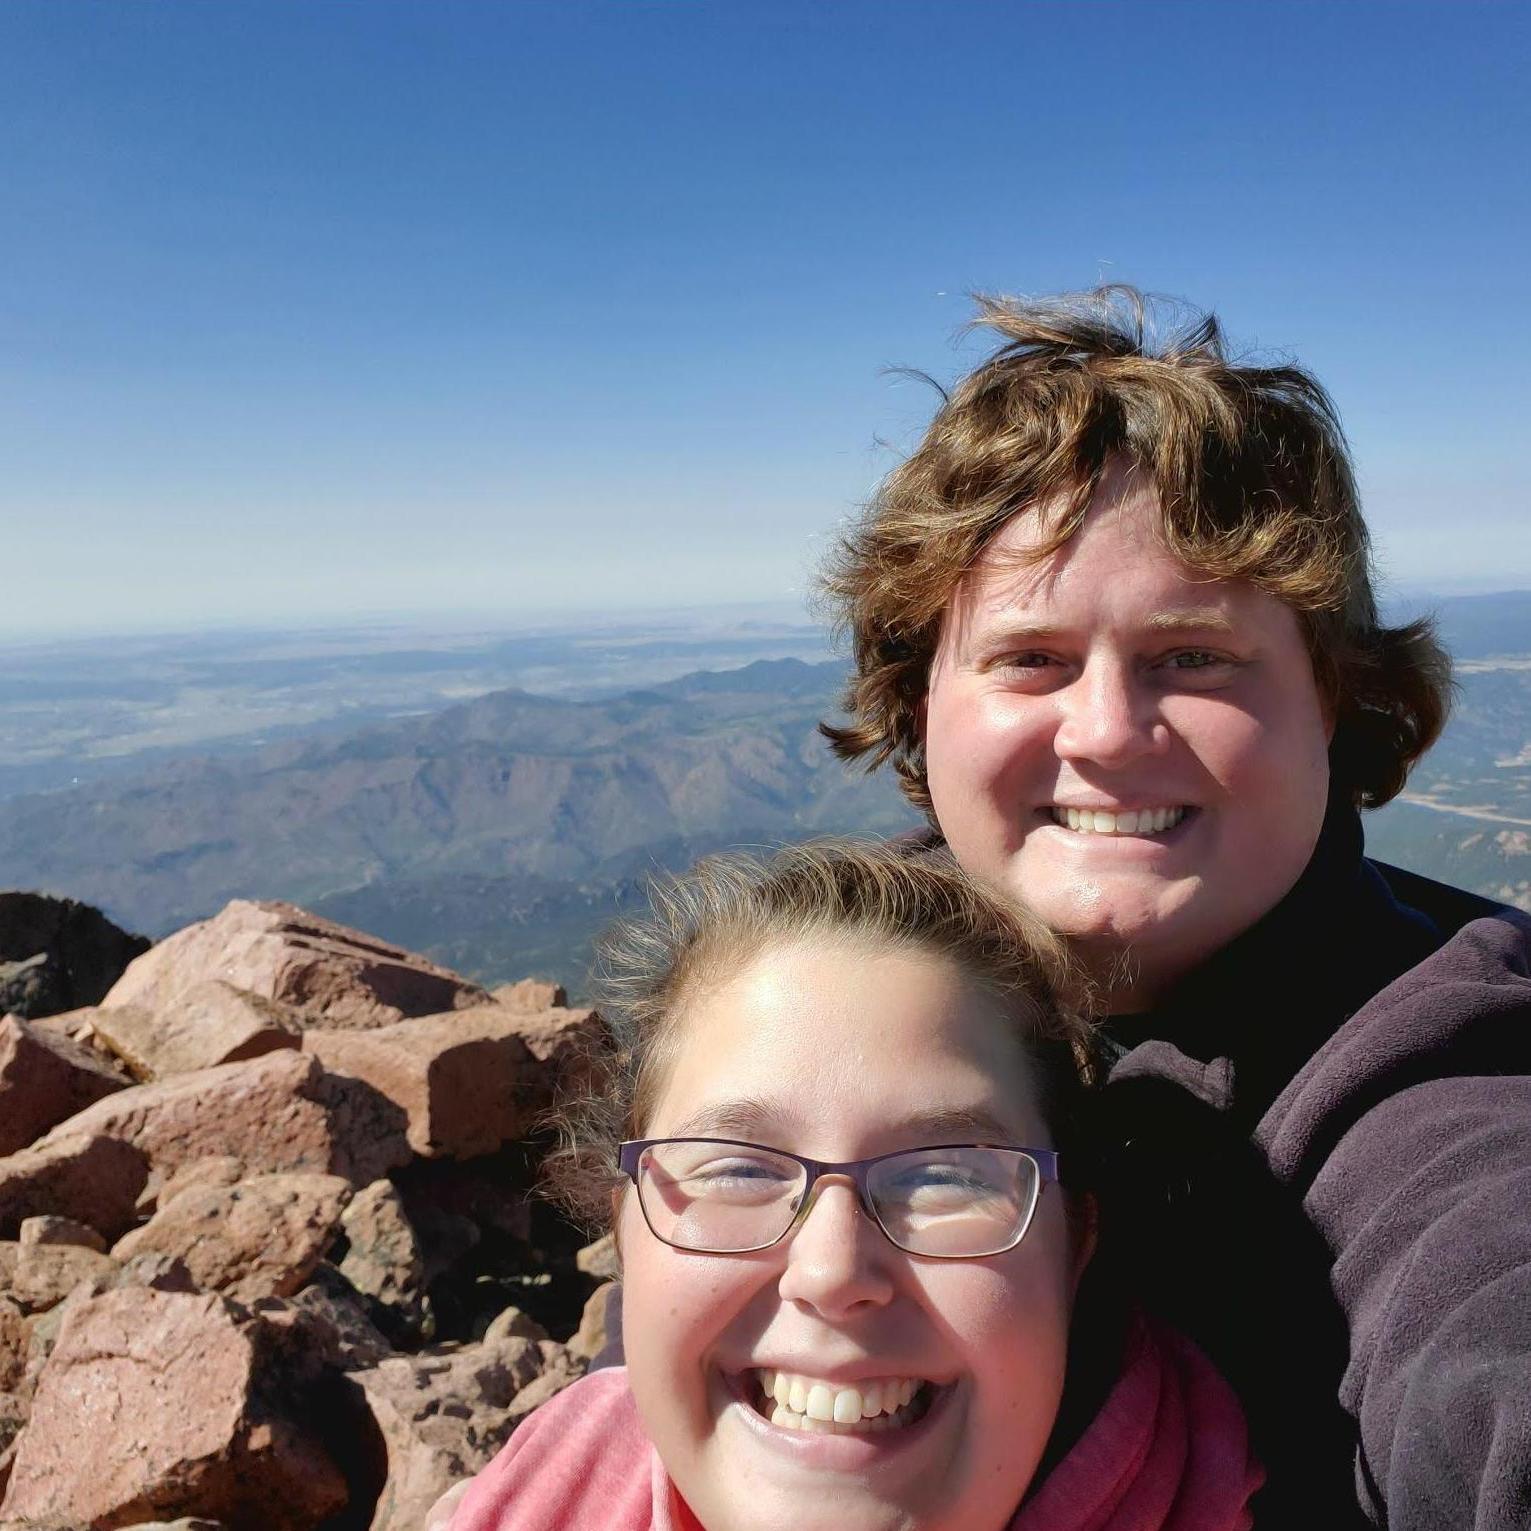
[449,1312,1260,1531]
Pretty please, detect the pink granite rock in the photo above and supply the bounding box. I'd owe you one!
[491,978,567,1011]
[8,1241,120,1314]
[0,1013,127,1155]
[0,1287,348,1528]
[351,1337,549,1531]
[337,1179,426,1319]
[17,1213,106,1252]
[105,899,490,1032]
[566,1281,616,1363]
[303,1003,599,1160]
[113,1172,352,1302]
[34,1048,410,1189]
[91,981,303,1081]
[0,1297,22,1392]
[0,1131,149,1242]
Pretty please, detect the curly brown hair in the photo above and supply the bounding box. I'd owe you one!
[820,287,1451,814]
[543,838,1097,1233]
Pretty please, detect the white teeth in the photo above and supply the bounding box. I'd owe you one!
[1051,806,1186,836]
[755,1370,929,1433]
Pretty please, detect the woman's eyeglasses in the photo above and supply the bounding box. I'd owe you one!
[617,1138,1059,1259]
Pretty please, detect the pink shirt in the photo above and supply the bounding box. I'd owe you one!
[449,1313,1260,1531]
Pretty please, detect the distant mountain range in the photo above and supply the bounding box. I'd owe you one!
[0,659,917,985]
[2,592,1526,992]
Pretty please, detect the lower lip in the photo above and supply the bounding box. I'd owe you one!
[721,1372,952,1469]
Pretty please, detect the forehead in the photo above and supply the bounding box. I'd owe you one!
[647,937,1046,1148]
[942,469,1287,643]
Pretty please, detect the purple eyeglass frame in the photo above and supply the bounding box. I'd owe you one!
[617,1137,1061,1258]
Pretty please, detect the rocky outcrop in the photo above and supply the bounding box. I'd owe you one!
[34,1048,412,1191]
[0,1288,349,1529]
[90,981,303,1081]
[0,1014,127,1155]
[104,900,492,1031]
[0,892,150,1020]
[114,1172,352,1301]
[0,896,607,1529]
[302,1003,599,1160]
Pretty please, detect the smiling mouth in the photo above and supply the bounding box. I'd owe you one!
[751,1369,936,1435]
[1048,805,1191,836]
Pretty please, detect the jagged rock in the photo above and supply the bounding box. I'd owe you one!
[303,1003,599,1160]
[0,892,150,1019]
[33,1049,410,1190]
[575,1232,619,1280]
[113,1172,352,1302]
[0,1131,149,1242]
[20,1253,198,1395]
[0,1288,348,1528]
[91,981,303,1081]
[351,1338,549,1531]
[491,978,567,1011]
[338,1180,426,1319]
[0,1014,127,1155]
[285,1262,394,1370]
[0,1297,22,1391]
[142,1155,247,1217]
[503,1340,585,1423]
[104,899,490,1032]
[481,1303,548,1345]
[18,1214,106,1253]
[8,1242,120,1314]
[567,1282,616,1363]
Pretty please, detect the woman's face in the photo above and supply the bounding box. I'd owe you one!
[620,938,1083,1531]
[923,462,1333,1006]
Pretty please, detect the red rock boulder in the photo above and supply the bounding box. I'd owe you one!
[33,1048,410,1191]
[113,1172,352,1302]
[104,900,490,1032]
[0,1014,127,1155]
[0,1131,148,1242]
[0,1287,348,1529]
[303,1003,600,1160]
[90,981,303,1081]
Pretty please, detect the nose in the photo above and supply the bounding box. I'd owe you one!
[1052,656,1168,769]
[775,1177,896,1318]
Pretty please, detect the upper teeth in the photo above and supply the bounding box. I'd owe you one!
[757,1368,923,1428]
[1051,806,1186,835]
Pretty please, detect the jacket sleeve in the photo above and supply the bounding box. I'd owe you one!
[1263,914,1531,1530]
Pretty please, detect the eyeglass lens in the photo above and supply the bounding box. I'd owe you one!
[634,1141,1041,1257]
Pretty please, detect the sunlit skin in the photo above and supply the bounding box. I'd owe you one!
[619,938,1089,1531]
[924,461,1334,1010]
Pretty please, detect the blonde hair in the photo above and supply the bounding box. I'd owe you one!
[821,286,1451,814]
[546,838,1094,1230]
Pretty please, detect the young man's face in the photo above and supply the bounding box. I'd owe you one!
[923,462,1333,1006]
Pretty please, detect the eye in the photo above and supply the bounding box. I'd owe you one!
[680,1156,797,1201]
[1162,649,1220,669]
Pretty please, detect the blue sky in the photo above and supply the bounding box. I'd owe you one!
[2,1,1527,636]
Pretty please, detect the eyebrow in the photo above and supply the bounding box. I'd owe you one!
[972,608,1235,644]
[662,1100,1018,1146]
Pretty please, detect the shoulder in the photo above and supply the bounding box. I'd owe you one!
[1262,903,1531,1178]
[447,1368,655,1531]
